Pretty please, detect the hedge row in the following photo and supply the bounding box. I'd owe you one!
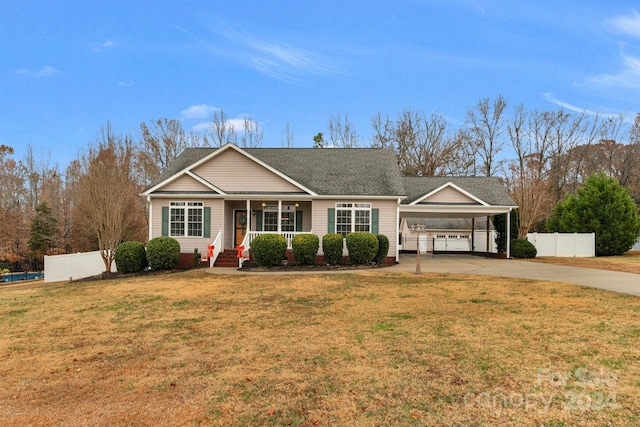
[114,236,181,273]
[250,232,390,267]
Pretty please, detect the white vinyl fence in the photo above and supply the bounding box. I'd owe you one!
[526,233,595,257]
[44,251,117,283]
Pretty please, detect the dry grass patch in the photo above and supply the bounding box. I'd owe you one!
[530,250,640,274]
[1,270,639,426]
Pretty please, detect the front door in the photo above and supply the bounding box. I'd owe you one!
[234,210,248,247]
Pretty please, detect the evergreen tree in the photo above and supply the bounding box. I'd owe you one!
[28,202,57,256]
[493,209,519,254]
[547,173,640,256]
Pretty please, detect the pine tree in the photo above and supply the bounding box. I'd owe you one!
[548,173,640,256]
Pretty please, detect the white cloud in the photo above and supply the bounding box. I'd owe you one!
[542,93,618,117]
[200,19,346,82]
[588,54,640,89]
[91,40,115,52]
[190,115,258,134]
[17,65,60,78]
[180,104,219,119]
[609,10,640,38]
[117,81,134,87]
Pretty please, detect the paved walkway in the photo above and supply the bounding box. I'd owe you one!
[209,254,640,296]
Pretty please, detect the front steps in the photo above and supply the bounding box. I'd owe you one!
[213,249,240,267]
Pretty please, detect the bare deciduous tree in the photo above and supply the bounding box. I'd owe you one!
[0,145,28,264]
[209,109,237,147]
[137,118,203,185]
[72,123,146,272]
[281,122,295,148]
[371,109,467,176]
[328,113,361,148]
[466,95,508,177]
[506,106,554,238]
[239,116,263,148]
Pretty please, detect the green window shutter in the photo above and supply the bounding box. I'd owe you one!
[203,207,211,238]
[371,208,379,234]
[256,210,263,231]
[161,206,169,237]
[328,208,335,233]
[296,211,303,232]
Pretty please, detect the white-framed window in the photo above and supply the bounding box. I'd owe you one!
[170,201,203,237]
[263,205,296,232]
[335,203,371,237]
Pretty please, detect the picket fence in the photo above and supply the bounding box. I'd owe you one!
[526,233,595,257]
[44,251,117,283]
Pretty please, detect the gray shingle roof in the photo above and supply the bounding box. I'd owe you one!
[401,176,516,206]
[145,145,516,208]
[245,148,405,196]
[147,146,406,197]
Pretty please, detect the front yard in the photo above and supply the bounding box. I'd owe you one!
[1,270,639,426]
[530,250,640,274]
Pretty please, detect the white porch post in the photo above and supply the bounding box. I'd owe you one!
[396,199,401,263]
[147,196,152,241]
[277,199,282,233]
[506,208,511,259]
[246,199,251,236]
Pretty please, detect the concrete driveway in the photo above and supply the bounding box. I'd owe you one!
[392,254,640,296]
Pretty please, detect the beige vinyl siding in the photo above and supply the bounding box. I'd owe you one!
[161,174,212,192]
[312,199,398,258]
[193,148,303,193]
[150,198,224,255]
[420,186,480,204]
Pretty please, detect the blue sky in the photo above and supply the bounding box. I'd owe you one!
[3,0,640,168]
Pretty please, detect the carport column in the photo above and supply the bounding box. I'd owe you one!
[471,217,475,253]
[486,217,490,252]
[506,208,511,259]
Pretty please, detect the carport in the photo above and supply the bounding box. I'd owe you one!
[398,177,518,259]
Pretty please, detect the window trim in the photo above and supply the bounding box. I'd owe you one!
[335,202,371,237]
[169,201,204,238]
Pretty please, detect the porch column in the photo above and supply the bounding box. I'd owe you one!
[246,199,251,235]
[277,199,282,233]
[147,196,152,242]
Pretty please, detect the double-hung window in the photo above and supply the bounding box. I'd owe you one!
[263,205,296,232]
[335,203,371,237]
[170,201,204,237]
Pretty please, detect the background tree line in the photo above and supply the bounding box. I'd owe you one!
[2,98,639,271]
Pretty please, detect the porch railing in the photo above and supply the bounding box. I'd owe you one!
[209,230,222,267]
[246,231,305,249]
[237,231,308,268]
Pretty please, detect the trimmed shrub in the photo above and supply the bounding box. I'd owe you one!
[374,234,390,264]
[114,241,146,273]
[322,233,344,265]
[250,234,287,267]
[292,234,319,265]
[193,248,201,268]
[146,237,181,270]
[114,241,147,273]
[511,238,537,259]
[346,232,379,265]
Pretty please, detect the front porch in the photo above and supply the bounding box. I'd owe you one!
[212,198,312,267]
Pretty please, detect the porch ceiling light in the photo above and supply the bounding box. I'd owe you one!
[261,202,266,207]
